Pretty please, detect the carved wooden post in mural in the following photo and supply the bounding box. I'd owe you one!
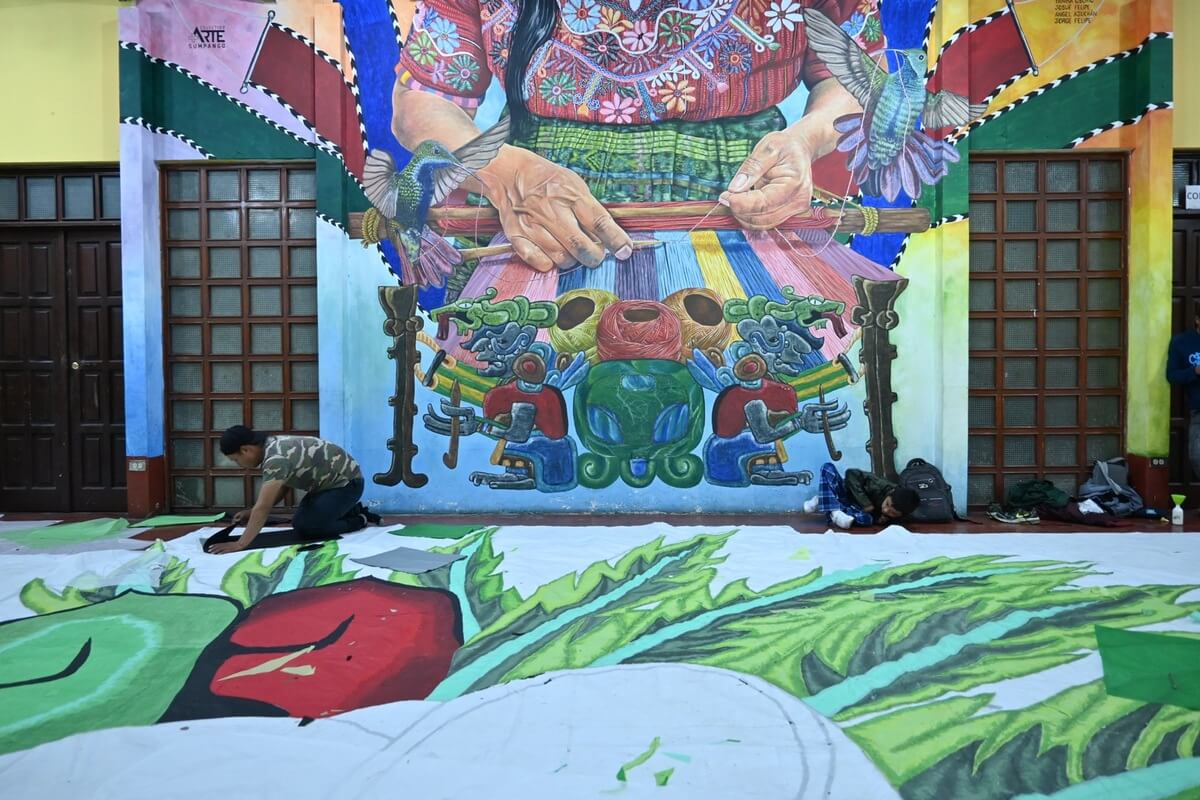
[851,276,908,483]
[375,285,428,488]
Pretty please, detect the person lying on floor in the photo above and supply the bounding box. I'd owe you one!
[209,425,380,554]
[803,462,920,530]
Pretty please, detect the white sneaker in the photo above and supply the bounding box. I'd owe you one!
[803,496,820,514]
[830,510,855,529]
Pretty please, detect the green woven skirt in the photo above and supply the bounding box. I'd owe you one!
[505,108,787,204]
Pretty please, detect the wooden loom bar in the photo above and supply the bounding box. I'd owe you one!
[347,203,931,239]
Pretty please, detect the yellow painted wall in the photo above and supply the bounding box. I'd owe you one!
[0,0,120,163]
[1177,0,1200,148]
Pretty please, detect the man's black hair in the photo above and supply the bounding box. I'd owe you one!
[219,425,266,455]
[890,487,921,515]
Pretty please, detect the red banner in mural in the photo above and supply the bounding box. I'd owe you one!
[930,6,1038,109]
[244,16,366,177]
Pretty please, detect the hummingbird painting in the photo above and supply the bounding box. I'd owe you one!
[803,9,987,202]
[363,116,511,287]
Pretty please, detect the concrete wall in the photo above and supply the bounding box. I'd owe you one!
[0,0,120,163]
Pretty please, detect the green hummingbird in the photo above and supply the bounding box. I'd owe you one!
[364,116,511,287]
[804,9,987,201]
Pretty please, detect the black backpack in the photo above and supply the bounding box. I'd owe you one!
[898,458,957,523]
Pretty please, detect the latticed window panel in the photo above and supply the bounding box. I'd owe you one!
[968,154,1125,506]
[163,163,319,510]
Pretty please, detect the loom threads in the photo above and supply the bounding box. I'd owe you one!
[596,300,683,362]
[663,287,732,362]
[550,288,618,363]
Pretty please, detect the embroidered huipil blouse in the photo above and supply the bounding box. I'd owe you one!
[396,0,883,124]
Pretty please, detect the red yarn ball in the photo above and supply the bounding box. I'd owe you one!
[596,300,683,362]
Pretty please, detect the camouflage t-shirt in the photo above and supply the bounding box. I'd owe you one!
[260,436,363,494]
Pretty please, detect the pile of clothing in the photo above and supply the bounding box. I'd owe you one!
[988,458,1145,527]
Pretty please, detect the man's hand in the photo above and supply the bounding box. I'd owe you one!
[209,538,249,555]
[232,509,251,524]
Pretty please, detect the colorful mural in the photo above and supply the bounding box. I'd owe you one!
[2,524,1200,796]
[117,0,1172,513]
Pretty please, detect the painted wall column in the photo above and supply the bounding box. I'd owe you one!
[119,9,167,516]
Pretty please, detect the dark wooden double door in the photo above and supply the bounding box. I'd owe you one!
[0,228,125,511]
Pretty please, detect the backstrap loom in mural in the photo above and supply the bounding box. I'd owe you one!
[116,0,1172,512]
[3,524,1200,797]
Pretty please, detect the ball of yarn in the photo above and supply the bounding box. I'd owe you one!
[596,300,683,362]
[662,287,732,362]
[550,288,617,363]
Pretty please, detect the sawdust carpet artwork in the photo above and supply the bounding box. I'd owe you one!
[1,523,1199,798]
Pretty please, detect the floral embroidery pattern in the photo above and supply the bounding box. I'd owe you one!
[446,54,480,91]
[599,93,640,123]
[407,31,439,68]
[657,78,695,113]
[562,0,602,33]
[400,0,885,123]
[764,0,804,33]
[583,32,623,67]
[719,41,753,73]
[540,72,578,106]
[621,19,655,53]
[426,14,461,53]
[657,11,697,48]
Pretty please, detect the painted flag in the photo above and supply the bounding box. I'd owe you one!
[929,4,1038,108]
[243,15,367,177]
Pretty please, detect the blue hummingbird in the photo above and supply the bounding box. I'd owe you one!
[363,116,511,287]
[804,9,987,202]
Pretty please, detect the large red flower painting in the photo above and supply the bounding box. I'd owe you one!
[166,578,463,721]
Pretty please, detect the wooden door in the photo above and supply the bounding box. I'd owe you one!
[0,230,71,510]
[66,230,126,510]
[1169,215,1200,504]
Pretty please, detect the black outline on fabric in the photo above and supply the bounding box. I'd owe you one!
[0,638,92,689]
[160,576,466,724]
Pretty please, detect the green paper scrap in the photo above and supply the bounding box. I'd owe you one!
[789,547,810,561]
[132,513,226,528]
[663,752,692,763]
[654,768,674,787]
[0,518,131,548]
[1095,625,1200,711]
[617,736,661,781]
[388,523,485,540]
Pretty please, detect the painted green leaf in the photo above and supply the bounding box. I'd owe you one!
[20,542,194,614]
[0,591,239,755]
[219,549,297,607]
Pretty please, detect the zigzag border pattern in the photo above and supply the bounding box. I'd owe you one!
[920,1,941,54]
[931,213,967,229]
[317,211,347,233]
[266,21,369,178]
[342,29,371,169]
[120,116,213,159]
[948,32,1172,144]
[248,81,343,159]
[928,8,1008,79]
[268,20,358,96]
[119,40,325,155]
[888,237,909,270]
[387,0,406,48]
[1069,101,1173,147]
[886,213,968,269]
